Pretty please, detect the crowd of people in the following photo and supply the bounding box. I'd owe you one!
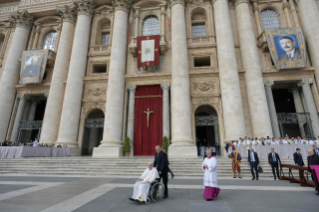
[0,137,67,148]
[224,135,319,150]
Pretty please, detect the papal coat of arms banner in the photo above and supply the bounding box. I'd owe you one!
[137,35,160,68]
[265,27,307,71]
[19,49,49,84]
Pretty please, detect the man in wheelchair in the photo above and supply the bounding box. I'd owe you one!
[129,162,159,203]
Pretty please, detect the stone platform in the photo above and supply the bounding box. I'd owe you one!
[0,156,304,178]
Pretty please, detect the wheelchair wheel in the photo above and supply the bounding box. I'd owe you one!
[146,197,151,205]
[150,182,164,202]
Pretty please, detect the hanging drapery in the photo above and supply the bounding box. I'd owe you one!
[134,85,163,155]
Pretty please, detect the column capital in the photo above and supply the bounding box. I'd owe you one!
[9,10,33,30]
[126,84,137,92]
[282,1,290,10]
[298,78,313,87]
[73,0,95,18]
[57,5,77,23]
[17,94,29,100]
[289,85,300,94]
[112,0,132,13]
[29,96,42,104]
[168,0,185,8]
[161,83,170,90]
[264,80,274,87]
[233,0,249,8]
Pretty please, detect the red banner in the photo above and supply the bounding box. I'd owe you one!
[134,85,163,155]
[137,35,160,68]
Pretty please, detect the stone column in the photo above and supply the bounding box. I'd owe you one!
[40,6,77,146]
[213,0,246,140]
[298,79,319,137]
[283,0,292,27]
[160,4,166,42]
[264,81,280,138]
[93,0,131,157]
[296,0,319,86]
[126,85,136,156]
[28,99,39,121]
[234,0,273,138]
[168,0,197,158]
[22,101,31,121]
[0,10,33,142]
[11,94,27,143]
[289,85,306,137]
[161,83,170,140]
[253,3,262,35]
[214,125,219,144]
[290,0,300,27]
[32,24,42,49]
[134,7,139,37]
[55,0,94,152]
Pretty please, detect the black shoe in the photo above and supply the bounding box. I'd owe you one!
[252,177,255,180]
[316,193,319,196]
[171,174,174,179]
[233,176,236,178]
[163,195,169,199]
[206,199,212,201]
[256,178,259,180]
[129,198,135,201]
[238,176,242,178]
[274,178,276,180]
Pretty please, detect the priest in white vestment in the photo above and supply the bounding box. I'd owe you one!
[130,163,159,203]
[202,148,220,201]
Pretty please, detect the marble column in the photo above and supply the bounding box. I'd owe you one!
[264,81,280,138]
[212,0,246,140]
[214,125,219,144]
[56,0,94,153]
[32,24,42,49]
[22,101,31,121]
[300,91,308,113]
[283,0,292,27]
[11,95,27,143]
[296,0,319,87]
[168,0,197,158]
[161,83,170,140]
[290,0,300,27]
[40,6,76,146]
[298,79,319,137]
[289,85,306,137]
[0,10,33,142]
[234,0,273,138]
[126,85,136,156]
[252,3,262,35]
[28,99,39,121]
[93,0,131,157]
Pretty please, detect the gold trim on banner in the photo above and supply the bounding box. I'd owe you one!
[135,95,163,98]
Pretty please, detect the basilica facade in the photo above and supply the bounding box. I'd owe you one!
[0,0,318,157]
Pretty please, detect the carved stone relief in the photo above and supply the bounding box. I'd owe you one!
[83,87,107,100]
[191,81,219,95]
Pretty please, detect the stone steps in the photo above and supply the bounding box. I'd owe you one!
[0,157,303,178]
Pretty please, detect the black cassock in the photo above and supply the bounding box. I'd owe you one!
[153,151,169,196]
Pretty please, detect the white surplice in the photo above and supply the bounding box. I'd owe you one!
[132,167,159,201]
[202,157,218,187]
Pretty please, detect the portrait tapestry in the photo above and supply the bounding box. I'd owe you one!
[265,27,307,71]
[19,49,49,84]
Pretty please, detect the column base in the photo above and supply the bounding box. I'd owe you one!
[92,146,123,157]
[69,147,81,156]
[168,144,197,158]
[55,140,78,148]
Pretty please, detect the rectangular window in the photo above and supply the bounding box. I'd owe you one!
[192,23,206,37]
[194,56,211,67]
[93,64,107,74]
[101,33,110,45]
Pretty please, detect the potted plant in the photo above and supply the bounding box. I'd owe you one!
[162,136,168,153]
[123,136,130,156]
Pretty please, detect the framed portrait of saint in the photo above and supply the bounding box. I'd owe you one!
[19,49,49,84]
[265,27,307,71]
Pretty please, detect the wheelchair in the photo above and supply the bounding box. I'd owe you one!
[145,178,165,204]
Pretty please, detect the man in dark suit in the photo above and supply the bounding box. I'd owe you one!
[307,149,319,195]
[224,141,229,154]
[248,147,260,180]
[279,36,302,61]
[153,145,169,198]
[293,148,305,166]
[313,144,319,156]
[268,148,281,180]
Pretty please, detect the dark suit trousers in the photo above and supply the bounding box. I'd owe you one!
[159,172,168,196]
[250,162,259,179]
[271,162,280,179]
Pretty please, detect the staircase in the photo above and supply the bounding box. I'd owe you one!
[0,157,302,178]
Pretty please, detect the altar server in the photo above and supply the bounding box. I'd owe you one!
[130,163,159,202]
[202,148,220,201]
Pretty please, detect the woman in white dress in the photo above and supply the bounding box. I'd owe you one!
[202,148,220,201]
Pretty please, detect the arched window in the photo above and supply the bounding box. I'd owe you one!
[260,9,280,30]
[142,15,159,36]
[42,31,58,51]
